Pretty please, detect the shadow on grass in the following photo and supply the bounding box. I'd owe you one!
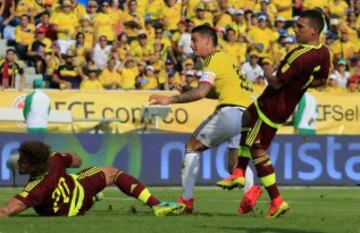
[197,225,324,233]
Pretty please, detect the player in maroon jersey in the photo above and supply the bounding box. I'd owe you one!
[0,141,185,217]
[217,9,330,218]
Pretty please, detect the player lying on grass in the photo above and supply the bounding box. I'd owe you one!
[0,141,185,217]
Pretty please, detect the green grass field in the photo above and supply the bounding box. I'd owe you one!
[0,187,359,233]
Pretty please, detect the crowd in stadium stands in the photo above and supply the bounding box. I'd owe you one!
[0,0,359,92]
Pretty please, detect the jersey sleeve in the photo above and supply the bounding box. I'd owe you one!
[14,180,49,207]
[200,56,219,86]
[199,71,216,86]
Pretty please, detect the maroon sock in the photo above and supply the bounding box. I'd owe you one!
[115,172,160,206]
[254,159,280,200]
[237,156,250,171]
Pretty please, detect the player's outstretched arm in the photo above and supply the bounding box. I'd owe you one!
[149,82,212,105]
[0,198,27,217]
[263,64,283,90]
[171,82,212,104]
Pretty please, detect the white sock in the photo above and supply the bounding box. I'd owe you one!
[243,167,254,193]
[181,151,200,200]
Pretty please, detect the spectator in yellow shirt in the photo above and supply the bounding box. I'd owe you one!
[193,4,213,27]
[331,27,358,61]
[50,0,78,40]
[15,14,35,60]
[222,27,246,65]
[181,70,198,91]
[71,0,87,21]
[228,9,247,36]
[158,59,182,90]
[122,0,143,41]
[215,7,234,30]
[44,44,62,87]
[136,65,159,90]
[119,57,138,90]
[247,14,277,58]
[76,16,94,50]
[93,0,116,42]
[99,58,122,89]
[86,0,98,19]
[159,0,182,32]
[50,0,78,53]
[80,65,103,90]
[273,0,293,21]
[129,31,153,62]
[329,0,349,19]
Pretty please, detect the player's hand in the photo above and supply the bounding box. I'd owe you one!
[149,95,172,105]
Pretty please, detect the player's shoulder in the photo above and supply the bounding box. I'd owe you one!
[286,44,328,65]
[204,51,231,68]
[24,176,45,192]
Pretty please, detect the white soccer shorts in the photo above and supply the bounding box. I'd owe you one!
[193,106,245,148]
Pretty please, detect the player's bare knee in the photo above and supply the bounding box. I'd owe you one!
[99,166,120,185]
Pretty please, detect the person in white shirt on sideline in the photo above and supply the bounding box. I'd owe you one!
[23,79,51,134]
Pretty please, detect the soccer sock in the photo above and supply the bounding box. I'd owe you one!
[253,155,280,200]
[114,171,161,207]
[181,150,200,200]
[235,146,251,176]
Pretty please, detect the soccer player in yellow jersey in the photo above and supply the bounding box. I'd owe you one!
[149,24,258,213]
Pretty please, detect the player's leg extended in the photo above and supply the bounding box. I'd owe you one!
[99,166,185,216]
[216,108,251,190]
[178,137,207,213]
[246,119,289,218]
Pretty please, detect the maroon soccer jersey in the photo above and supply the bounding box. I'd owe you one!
[15,153,86,216]
[257,44,330,123]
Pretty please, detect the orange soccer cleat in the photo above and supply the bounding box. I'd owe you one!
[238,185,263,215]
[265,196,289,219]
[177,196,194,214]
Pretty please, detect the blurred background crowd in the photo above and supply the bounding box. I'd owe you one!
[0,0,359,93]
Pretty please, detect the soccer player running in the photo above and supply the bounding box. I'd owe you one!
[149,24,260,214]
[0,141,185,217]
[217,9,330,218]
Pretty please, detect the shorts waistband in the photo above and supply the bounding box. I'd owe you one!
[216,104,246,111]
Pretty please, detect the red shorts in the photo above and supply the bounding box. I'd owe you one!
[75,167,107,214]
[240,104,278,151]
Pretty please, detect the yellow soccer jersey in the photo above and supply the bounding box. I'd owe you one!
[99,68,122,87]
[201,51,252,108]
[273,0,292,21]
[50,12,79,40]
[160,2,182,31]
[93,12,116,41]
[80,79,104,90]
[120,67,138,89]
[15,24,35,45]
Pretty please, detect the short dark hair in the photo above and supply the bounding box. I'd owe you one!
[300,9,324,34]
[192,24,218,46]
[6,48,16,53]
[18,141,51,166]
